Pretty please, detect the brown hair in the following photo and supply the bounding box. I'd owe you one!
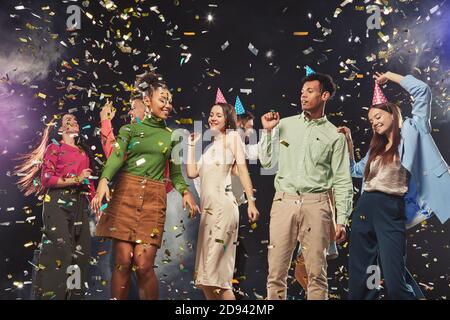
[215,103,237,130]
[237,110,255,128]
[364,102,403,180]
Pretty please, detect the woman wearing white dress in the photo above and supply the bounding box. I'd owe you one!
[187,102,259,300]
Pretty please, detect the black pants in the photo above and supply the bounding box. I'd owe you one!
[33,188,91,300]
[348,191,423,300]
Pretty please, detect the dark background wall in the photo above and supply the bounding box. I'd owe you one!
[0,0,449,299]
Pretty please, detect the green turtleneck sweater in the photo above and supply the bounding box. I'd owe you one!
[100,116,189,195]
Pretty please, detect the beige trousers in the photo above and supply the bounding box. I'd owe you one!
[267,191,334,300]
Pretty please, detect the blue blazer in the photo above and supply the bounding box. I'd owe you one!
[350,75,450,229]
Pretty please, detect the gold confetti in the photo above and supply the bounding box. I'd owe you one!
[179,118,193,125]
[23,241,34,248]
[280,140,289,147]
[150,228,160,238]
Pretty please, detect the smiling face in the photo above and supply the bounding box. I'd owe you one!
[59,114,79,135]
[142,87,173,120]
[368,107,394,136]
[301,80,329,113]
[208,105,226,133]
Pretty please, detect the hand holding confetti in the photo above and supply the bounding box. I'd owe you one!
[100,99,116,121]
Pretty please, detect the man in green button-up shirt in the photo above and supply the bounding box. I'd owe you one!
[259,73,353,300]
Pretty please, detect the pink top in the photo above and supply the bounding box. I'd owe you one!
[100,119,174,193]
[41,142,95,200]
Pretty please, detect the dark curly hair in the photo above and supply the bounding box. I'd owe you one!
[300,73,337,99]
[135,71,168,97]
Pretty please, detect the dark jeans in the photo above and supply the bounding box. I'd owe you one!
[348,191,423,300]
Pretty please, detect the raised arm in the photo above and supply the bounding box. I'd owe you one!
[100,100,117,159]
[186,132,200,179]
[258,111,281,169]
[374,72,431,129]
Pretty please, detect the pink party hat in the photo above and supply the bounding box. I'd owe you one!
[215,88,227,104]
[372,81,388,105]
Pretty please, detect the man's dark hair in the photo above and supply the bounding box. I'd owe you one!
[237,110,255,122]
[300,73,336,99]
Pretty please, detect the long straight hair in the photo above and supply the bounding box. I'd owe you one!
[15,113,96,196]
[364,102,403,181]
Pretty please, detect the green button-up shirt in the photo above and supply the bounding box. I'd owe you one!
[258,113,353,225]
[100,117,189,195]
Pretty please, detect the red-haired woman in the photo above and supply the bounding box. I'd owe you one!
[16,113,96,300]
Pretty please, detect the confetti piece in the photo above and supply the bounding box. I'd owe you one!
[150,228,160,238]
[333,8,343,18]
[248,43,259,56]
[429,5,439,14]
[293,32,309,36]
[221,41,230,51]
[23,241,34,248]
[136,158,146,166]
[179,118,193,125]
[280,140,290,147]
[303,47,314,55]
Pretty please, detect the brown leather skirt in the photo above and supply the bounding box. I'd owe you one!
[96,172,167,247]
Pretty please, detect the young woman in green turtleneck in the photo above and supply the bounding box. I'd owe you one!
[91,72,199,300]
